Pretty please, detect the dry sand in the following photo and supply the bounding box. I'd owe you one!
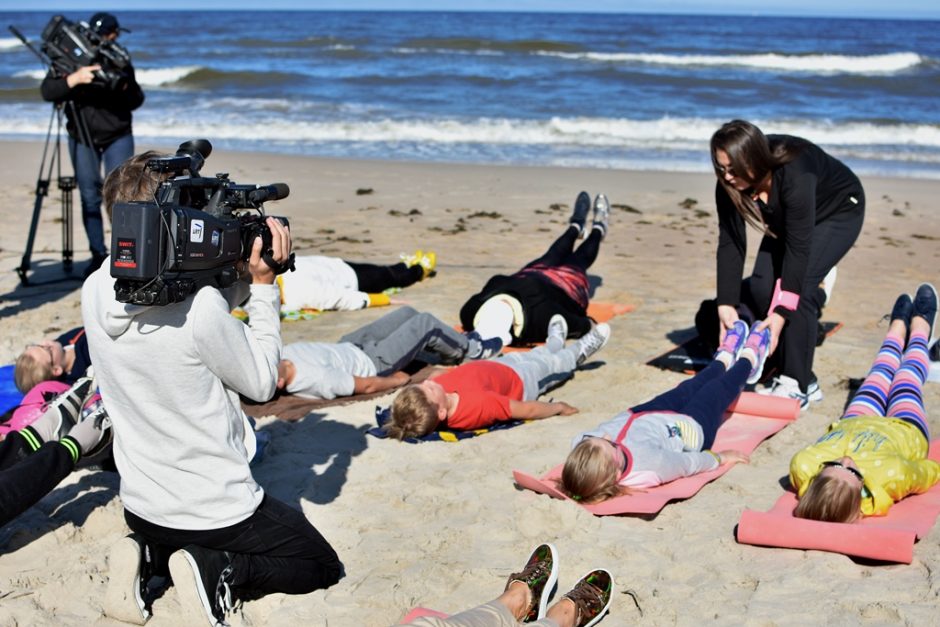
[1,139,939,626]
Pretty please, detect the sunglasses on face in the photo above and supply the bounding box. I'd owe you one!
[821,460,864,483]
[716,164,736,177]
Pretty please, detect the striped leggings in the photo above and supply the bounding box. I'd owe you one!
[843,329,930,439]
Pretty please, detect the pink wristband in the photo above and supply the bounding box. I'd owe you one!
[770,279,800,312]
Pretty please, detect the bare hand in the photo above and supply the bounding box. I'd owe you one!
[67,65,101,88]
[717,304,739,344]
[248,217,291,285]
[556,402,579,416]
[756,313,786,355]
[389,371,411,386]
[716,449,750,465]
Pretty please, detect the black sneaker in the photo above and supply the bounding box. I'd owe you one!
[104,533,164,625]
[168,545,234,627]
[913,283,937,338]
[570,191,591,236]
[889,293,913,326]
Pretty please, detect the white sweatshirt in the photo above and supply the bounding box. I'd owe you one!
[82,265,281,530]
[279,255,369,311]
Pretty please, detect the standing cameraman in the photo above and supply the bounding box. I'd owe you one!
[40,12,144,276]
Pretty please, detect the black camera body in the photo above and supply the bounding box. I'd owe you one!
[40,14,130,90]
[110,139,293,306]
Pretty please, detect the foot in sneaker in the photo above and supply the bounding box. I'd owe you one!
[505,543,558,621]
[29,376,96,443]
[591,194,610,238]
[715,319,748,364]
[889,293,914,327]
[559,568,613,627]
[758,374,823,410]
[913,283,937,338]
[570,191,591,236]
[740,321,771,385]
[465,331,503,360]
[104,533,164,625]
[546,314,568,353]
[67,398,113,464]
[417,250,437,279]
[576,323,611,366]
[168,545,234,627]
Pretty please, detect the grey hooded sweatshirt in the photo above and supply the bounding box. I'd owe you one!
[82,265,280,530]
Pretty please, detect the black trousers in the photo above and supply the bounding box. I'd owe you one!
[0,432,74,527]
[125,494,343,597]
[750,202,864,392]
[346,261,423,293]
[525,225,602,272]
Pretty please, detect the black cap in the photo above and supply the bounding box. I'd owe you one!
[89,12,130,36]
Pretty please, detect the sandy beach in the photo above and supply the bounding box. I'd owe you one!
[1,138,939,625]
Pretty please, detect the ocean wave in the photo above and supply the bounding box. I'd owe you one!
[14,66,204,87]
[539,51,926,74]
[234,36,358,50]
[0,38,24,51]
[401,36,579,54]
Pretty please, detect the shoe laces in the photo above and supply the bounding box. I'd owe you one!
[214,563,236,622]
[564,581,605,626]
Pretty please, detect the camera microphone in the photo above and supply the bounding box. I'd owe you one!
[248,183,290,204]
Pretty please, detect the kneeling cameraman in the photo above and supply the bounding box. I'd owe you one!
[82,152,342,625]
[40,12,144,275]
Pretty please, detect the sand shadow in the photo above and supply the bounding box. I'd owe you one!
[0,258,87,320]
[0,469,119,552]
[252,411,370,509]
[587,274,602,298]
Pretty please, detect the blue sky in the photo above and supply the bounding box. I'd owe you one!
[1,1,937,20]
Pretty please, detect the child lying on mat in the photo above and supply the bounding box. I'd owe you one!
[386,317,610,440]
[790,285,940,523]
[277,306,502,400]
[14,327,91,393]
[559,320,772,503]
[459,191,609,347]
[277,249,435,312]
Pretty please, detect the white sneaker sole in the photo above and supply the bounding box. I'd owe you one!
[168,550,225,627]
[103,537,150,625]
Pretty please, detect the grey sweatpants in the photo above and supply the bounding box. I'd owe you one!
[340,306,469,375]
[498,343,578,401]
[398,599,561,627]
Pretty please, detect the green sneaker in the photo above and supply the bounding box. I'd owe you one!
[505,543,558,621]
[563,568,613,627]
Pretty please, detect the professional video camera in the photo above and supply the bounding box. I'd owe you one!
[40,14,130,90]
[110,139,294,306]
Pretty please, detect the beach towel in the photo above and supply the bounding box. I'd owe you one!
[736,440,940,564]
[513,392,799,515]
[647,321,842,374]
[0,365,22,416]
[368,405,526,443]
[242,365,436,421]
[458,301,634,353]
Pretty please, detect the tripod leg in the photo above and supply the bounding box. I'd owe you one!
[60,176,74,273]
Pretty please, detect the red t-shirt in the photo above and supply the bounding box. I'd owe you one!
[434,361,525,430]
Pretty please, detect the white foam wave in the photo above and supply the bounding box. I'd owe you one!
[540,51,924,74]
[135,66,203,86]
[0,38,24,51]
[12,65,202,87]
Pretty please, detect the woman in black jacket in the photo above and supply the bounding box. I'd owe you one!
[710,120,864,408]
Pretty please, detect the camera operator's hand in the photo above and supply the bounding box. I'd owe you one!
[66,65,101,88]
[248,217,291,285]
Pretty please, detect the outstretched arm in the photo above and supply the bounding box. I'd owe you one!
[352,372,410,395]
[508,399,578,420]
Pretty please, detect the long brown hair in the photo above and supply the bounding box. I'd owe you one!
[710,120,805,233]
[793,474,861,523]
[557,438,638,504]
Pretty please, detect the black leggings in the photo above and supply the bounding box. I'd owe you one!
[345,261,423,293]
[631,360,750,450]
[750,205,864,391]
[0,431,75,527]
[524,225,602,273]
[125,495,343,597]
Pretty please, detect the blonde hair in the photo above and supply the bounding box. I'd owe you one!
[14,350,54,393]
[102,150,171,220]
[387,385,440,440]
[793,474,861,523]
[558,438,637,504]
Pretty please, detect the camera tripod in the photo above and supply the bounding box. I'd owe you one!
[10,24,94,286]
